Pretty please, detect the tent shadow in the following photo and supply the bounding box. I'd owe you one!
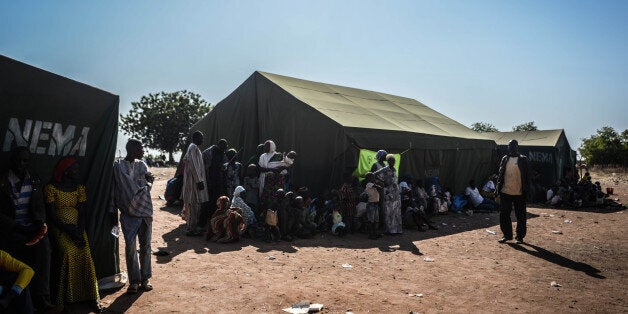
[529,202,625,214]
[156,223,203,264]
[103,291,143,313]
[507,242,605,279]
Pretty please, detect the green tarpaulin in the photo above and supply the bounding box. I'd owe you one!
[353,149,401,179]
[192,71,496,194]
[0,55,119,279]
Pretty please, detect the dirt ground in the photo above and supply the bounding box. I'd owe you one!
[98,167,627,313]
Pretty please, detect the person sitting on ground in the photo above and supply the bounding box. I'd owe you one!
[45,157,102,311]
[548,187,562,207]
[481,174,497,200]
[442,187,453,212]
[364,173,383,239]
[207,196,230,242]
[338,175,357,233]
[330,208,346,237]
[465,179,499,212]
[413,179,429,213]
[231,186,257,238]
[222,149,242,199]
[242,164,260,215]
[0,250,34,313]
[217,206,245,243]
[293,196,316,239]
[400,175,438,231]
[296,187,312,209]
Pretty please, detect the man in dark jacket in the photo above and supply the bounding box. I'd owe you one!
[496,140,531,244]
[0,146,56,312]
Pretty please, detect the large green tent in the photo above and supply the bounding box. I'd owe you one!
[192,71,496,194]
[0,55,119,279]
[483,129,577,187]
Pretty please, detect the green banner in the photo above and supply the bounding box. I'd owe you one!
[353,149,401,180]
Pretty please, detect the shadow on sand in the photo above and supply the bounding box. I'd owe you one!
[507,242,605,279]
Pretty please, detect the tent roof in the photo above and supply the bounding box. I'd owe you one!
[483,129,566,147]
[258,71,486,140]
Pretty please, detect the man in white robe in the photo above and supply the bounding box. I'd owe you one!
[182,131,209,236]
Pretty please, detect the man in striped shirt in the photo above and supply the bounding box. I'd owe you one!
[109,139,155,294]
[0,146,56,312]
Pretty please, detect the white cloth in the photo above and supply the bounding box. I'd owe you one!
[258,140,283,196]
[482,180,495,192]
[546,189,554,201]
[465,186,484,207]
[182,143,208,204]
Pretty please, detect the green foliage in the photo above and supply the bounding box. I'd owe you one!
[120,90,211,161]
[512,121,538,132]
[470,122,499,133]
[579,126,628,165]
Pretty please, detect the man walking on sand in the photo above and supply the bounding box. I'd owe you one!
[497,140,530,244]
[110,139,155,294]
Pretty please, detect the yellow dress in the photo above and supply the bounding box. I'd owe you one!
[45,184,100,304]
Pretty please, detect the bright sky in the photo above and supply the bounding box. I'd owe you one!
[2,1,627,157]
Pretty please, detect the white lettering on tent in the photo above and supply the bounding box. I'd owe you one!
[528,151,552,163]
[3,117,90,156]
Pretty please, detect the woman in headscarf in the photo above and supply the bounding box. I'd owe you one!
[207,196,230,241]
[258,140,287,210]
[370,150,388,172]
[231,186,256,236]
[45,157,102,312]
[374,154,403,234]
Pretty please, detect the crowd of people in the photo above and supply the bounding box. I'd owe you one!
[177,133,453,248]
[2,134,599,313]
[0,147,105,313]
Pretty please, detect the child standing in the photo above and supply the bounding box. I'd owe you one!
[222,149,242,199]
[364,172,382,239]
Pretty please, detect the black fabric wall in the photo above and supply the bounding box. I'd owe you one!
[0,55,119,278]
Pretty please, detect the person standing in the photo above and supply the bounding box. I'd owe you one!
[182,131,209,236]
[0,146,57,312]
[109,139,154,294]
[374,154,403,235]
[202,139,228,225]
[497,140,530,244]
[45,157,101,311]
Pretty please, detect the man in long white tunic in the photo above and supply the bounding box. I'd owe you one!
[182,131,209,236]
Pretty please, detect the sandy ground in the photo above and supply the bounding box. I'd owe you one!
[95,167,627,313]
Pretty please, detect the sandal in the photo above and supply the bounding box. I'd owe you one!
[141,280,153,291]
[127,283,140,294]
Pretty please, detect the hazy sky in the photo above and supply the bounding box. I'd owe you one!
[2,1,627,156]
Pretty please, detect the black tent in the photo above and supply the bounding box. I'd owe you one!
[484,129,577,187]
[192,71,495,194]
[0,55,119,278]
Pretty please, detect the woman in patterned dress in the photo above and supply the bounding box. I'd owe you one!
[45,157,102,312]
[374,154,403,234]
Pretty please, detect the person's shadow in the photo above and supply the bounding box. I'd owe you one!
[507,242,605,279]
[104,292,142,313]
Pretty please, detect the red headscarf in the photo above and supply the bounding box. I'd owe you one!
[54,156,77,182]
[216,196,230,211]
